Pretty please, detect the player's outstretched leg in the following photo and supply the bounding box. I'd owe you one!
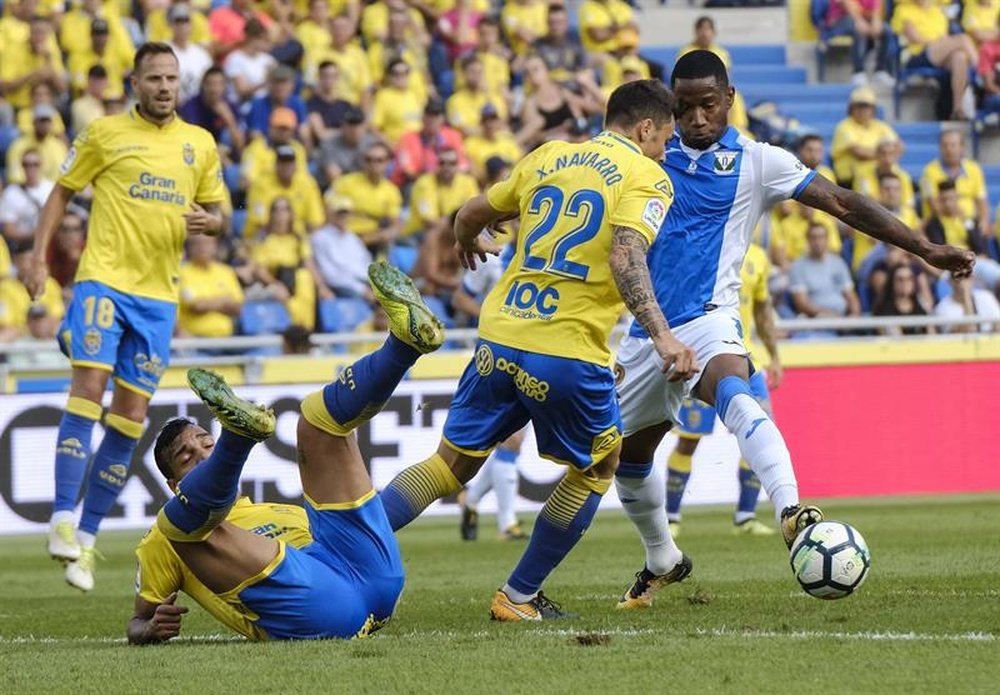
[48,396,101,562]
[712,374,823,548]
[491,447,524,540]
[732,460,775,536]
[156,369,275,543]
[614,455,692,609]
[666,438,696,538]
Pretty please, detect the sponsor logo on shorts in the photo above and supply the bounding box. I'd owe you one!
[493,357,550,402]
[475,344,494,376]
[134,353,167,379]
[590,425,621,460]
[183,143,195,166]
[83,328,102,356]
[501,280,559,321]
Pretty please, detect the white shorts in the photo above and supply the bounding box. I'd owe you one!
[615,309,749,437]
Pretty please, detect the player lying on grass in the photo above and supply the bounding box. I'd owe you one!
[127,263,443,643]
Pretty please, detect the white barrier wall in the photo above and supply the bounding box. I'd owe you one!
[0,380,747,535]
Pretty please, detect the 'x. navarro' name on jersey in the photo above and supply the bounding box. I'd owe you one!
[630,127,815,338]
[480,131,674,366]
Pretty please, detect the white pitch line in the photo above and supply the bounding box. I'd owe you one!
[698,627,996,643]
[0,634,239,645]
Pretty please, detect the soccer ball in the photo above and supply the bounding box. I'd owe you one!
[789,521,870,600]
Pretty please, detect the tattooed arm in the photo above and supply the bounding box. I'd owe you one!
[610,226,697,380]
[797,175,975,277]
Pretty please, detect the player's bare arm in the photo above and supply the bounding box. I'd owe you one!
[609,225,697,381]
[127,592,188,645]
[798,175,976,277]
[753,297,783,388]
[454,194,505,270]
[25,183,76,299]
[183,202,224,236]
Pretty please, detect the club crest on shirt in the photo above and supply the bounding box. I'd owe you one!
[714,151,737,174]
[183,143,195,166]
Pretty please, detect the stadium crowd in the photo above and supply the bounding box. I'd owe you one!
[1,0,999,354]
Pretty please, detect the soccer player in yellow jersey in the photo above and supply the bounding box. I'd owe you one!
[24,43,227,593]
[664,243,782,539]
[128,263,444,643]
[379,80,698,620]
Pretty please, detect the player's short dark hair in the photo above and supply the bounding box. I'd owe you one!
[938,180,957,193]
[153,417,195,479]
[133,42,177,73]
[671,49,729,89]
[695,15,715,31]
[605,79,676,129]
[797,134,823,151]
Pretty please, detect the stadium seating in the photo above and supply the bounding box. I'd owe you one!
[318,297,374,334]
[239,301,292,337]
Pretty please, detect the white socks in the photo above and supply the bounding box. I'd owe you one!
[718,392,799,522]
[464,454,493,508]
[491,458,519,532]
[76,530,96,549]
[615,463,683,575]
[51,510,75,527]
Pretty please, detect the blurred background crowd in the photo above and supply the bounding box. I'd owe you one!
[1,0,999,358]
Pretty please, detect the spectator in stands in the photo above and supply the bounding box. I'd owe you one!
[873,263,935,335]
[306,61,352,146]
[223,18,275,102]
[146,1,212,46]
[797,133,836,182]
[209,0,274,59]
[878,170,921,230]
[372,59,427,146]
[318,106,380,186]
[771,200,842,270]
[678,16,733,68]
[471,15,512,102]
[71,65,109,134]
[818,1,894,86]
[322,14,373,110]
[67,18,131,101]
[248,196,319,329]
[282,324,314,355]
[853,138,916,212]
[368,5,433,106]
[240,106,308,189]
[361,0,424,47]
[296,0,333,81]
[501,0,548,58]
[177,235,244,338]
[920,130,988,233]
[533,4,588,85]
[167,3,213,105]
[404,148,479,239]
[1,149,54,244]
[46,213,86,299]
[935,273,1000,333]
[447,55,509,138]
[789,223,860,319]
[180,67,245,153]
[394,100,468,187]
[962,0,999,47]
[437,0,484,63]
[60,0,133,68]
[465,106,522,183]
[578,0,637,57]
[831,86,897,187]
[311,194,373,299]
[517,55,587,149]
[6,104,67,185]
[0,241,64,342]
[17,82,66,137]
[868,244,935,315]
[331,141,404,252]
[413,210,462,305]
[246,64,308,140]
[924,181,1000,294]
[245,144,325,238]
[891,0,978,120]
[0,15,66,111]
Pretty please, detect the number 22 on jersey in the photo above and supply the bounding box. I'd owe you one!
[521,186,605,281]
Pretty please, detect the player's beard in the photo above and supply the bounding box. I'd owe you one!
[140,89,177,123]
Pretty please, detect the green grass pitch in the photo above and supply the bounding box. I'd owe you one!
[2,495,998,693]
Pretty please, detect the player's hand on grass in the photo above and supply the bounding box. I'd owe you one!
[456,231,502,271]
[183,203,220,236]
[654,334,698,382]
[23,255,49,301]
[924,245,975,278]
[146,593,188,642]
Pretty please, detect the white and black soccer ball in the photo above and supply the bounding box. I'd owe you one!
[789,521,870,600]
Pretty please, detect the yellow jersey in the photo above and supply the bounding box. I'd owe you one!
[178,260,243,337]
[738,244,770,348]
[853,164,916,211]
[501,0,549,56]
[446,90,509,136]
[920,158,986,220]
[371,86,425,145]
[891,3,948,56]
[68,47,129,99]
[145,7,212,44]
[367,43,430,105]
[465,132,523,180]
[317,43,372,106]
[239,139,309,185]
[333,172,404,237]
[831,117,898,184]
[851,205,920,270]
[480,132,673,366]
[245,170,325,238]
[0,276,64,329]
[134,498,312,642]
[58,108,227,302]
[404,172,480,236]
[16,105,66,136]
[963,0,999,41]
[360,3,424,46]
[60,8,134,60]
[0,41,65,109]
[250,232,312,273]
[772,203,842,262]
[578,0,635,54]
[5,134,68,185]
[453,50,510,97]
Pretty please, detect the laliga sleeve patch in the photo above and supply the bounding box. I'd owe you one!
[60,146,78,175]
[641,197,667,232]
